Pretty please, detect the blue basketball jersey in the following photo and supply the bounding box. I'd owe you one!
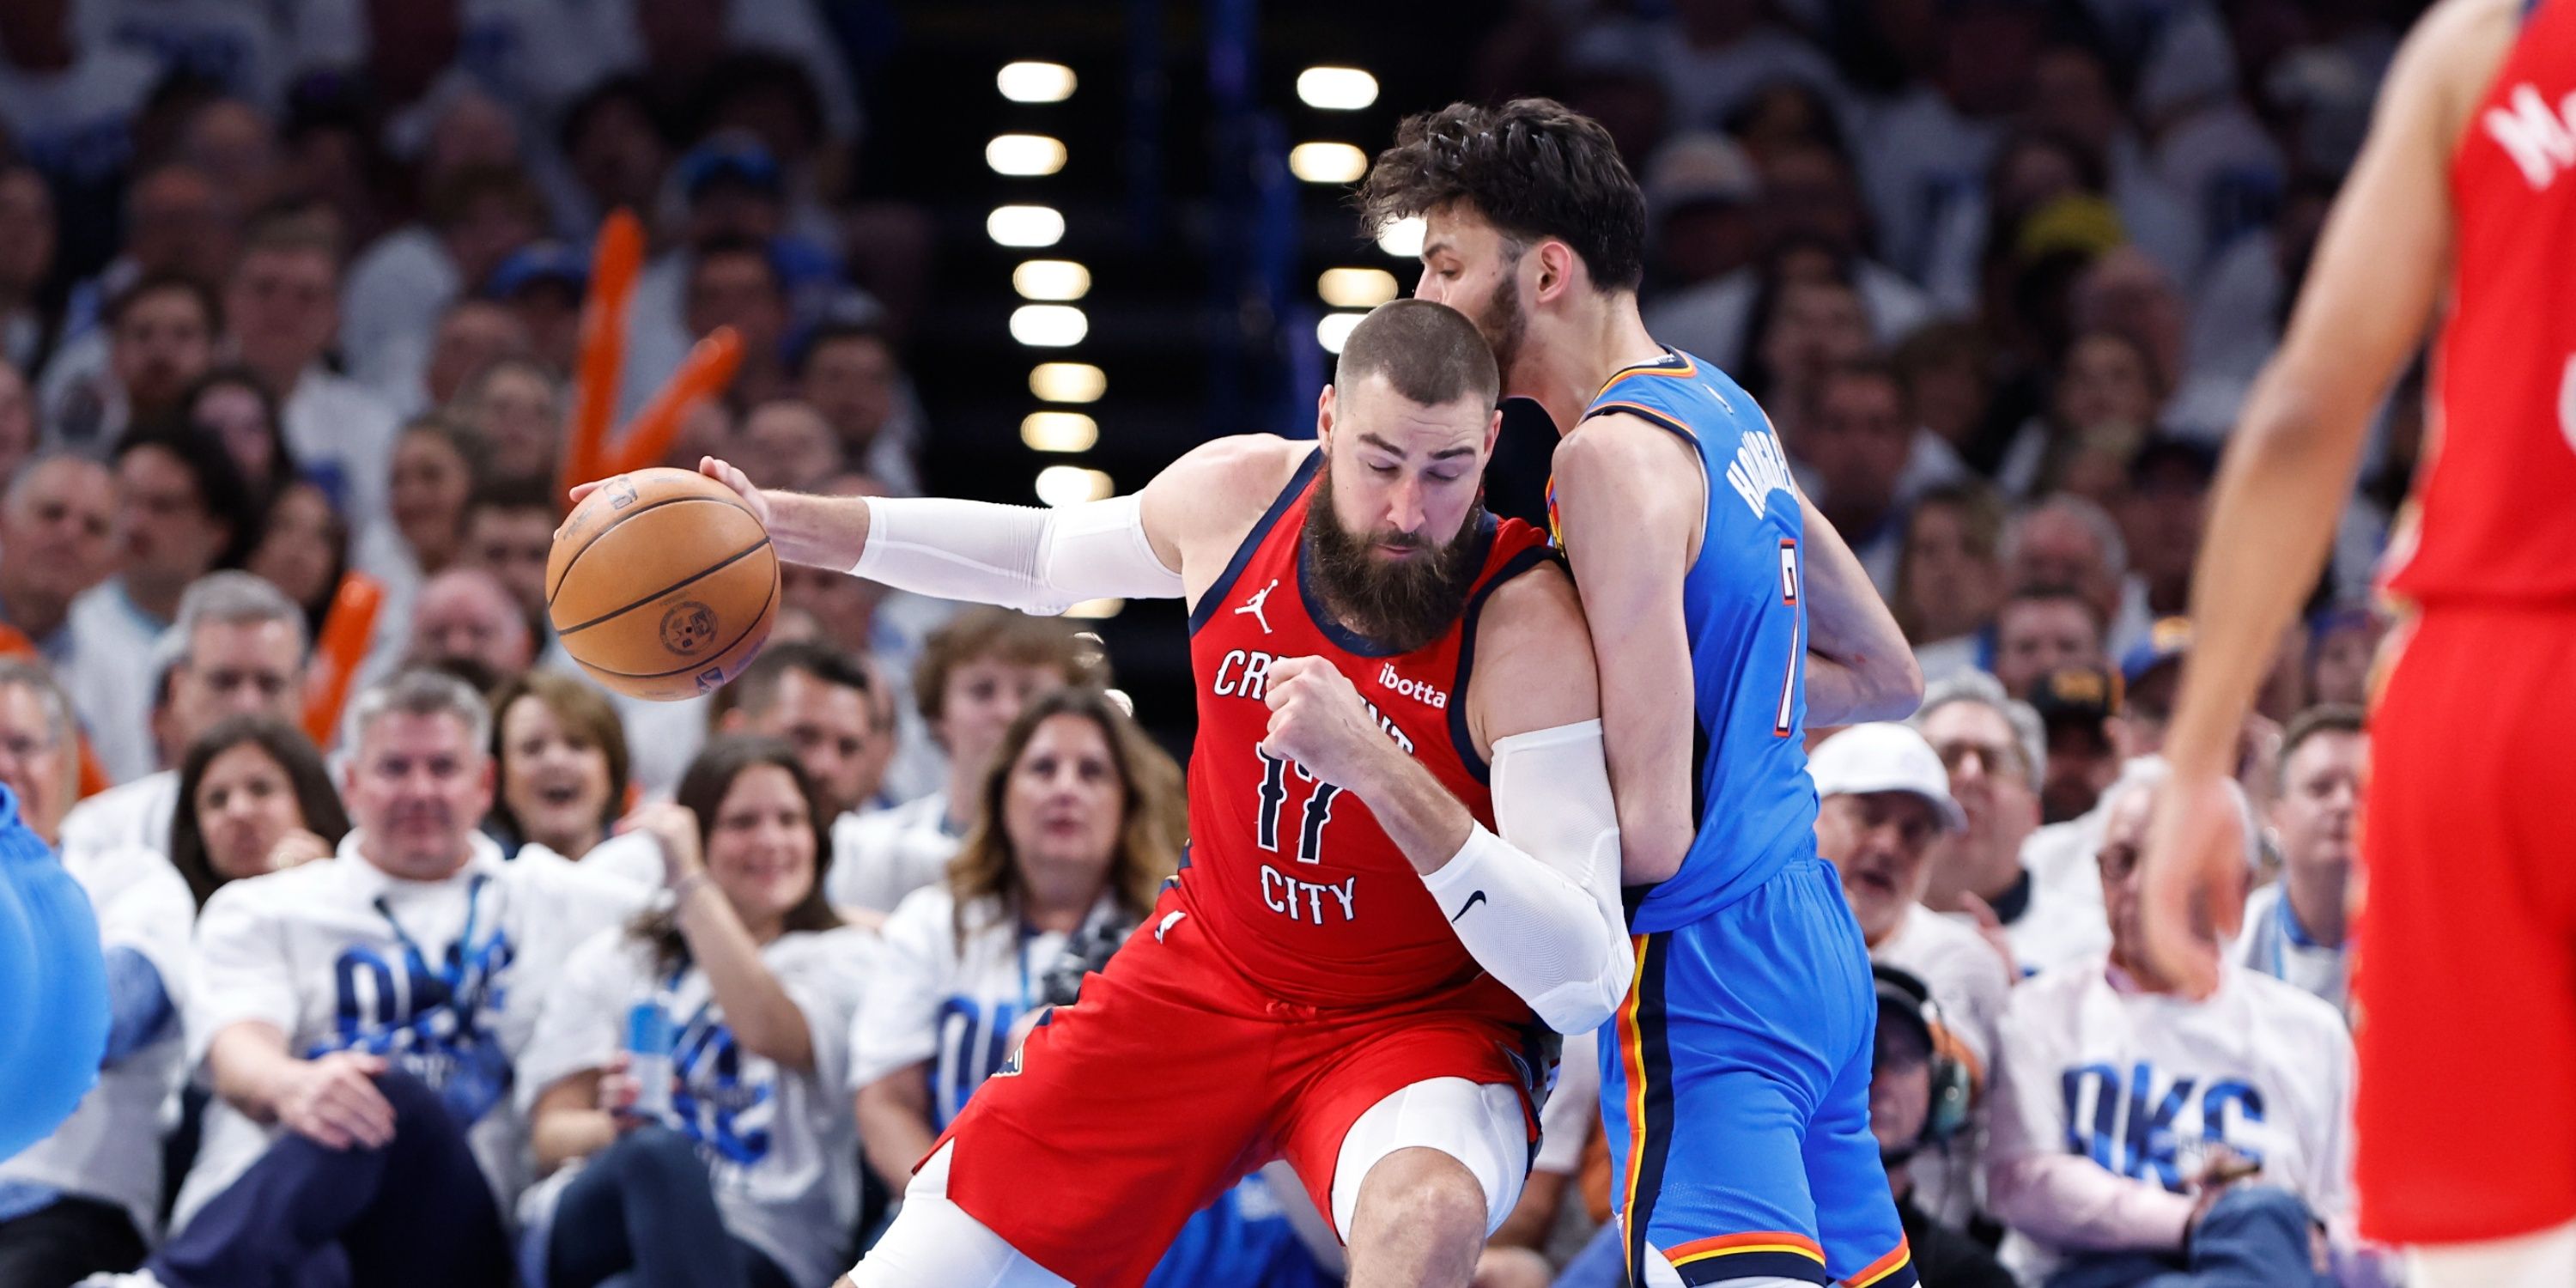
[1558,349,1819,934]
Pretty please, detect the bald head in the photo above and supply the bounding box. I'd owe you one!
[0,457,116,629]
[407,568,535,677]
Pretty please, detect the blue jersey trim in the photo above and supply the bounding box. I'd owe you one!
[1295,510,1498,659]
[1187,449,1321,635]
[1445,544,1563,786]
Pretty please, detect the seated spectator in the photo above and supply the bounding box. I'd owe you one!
[1996,330,2166,505]
[0,456,117,660]
[166,715,349,908]
[685,236,797,410]
[2002,494,2135,653]
[118,671,649,1288]
[175,368,292,513]
[341,165,544,397]
[2303,607,2381,709]
[0,356,36,483]
[851,685,1181,1196]
[405,567,536,687]
[829,609,1109,916]
[364,414,482,598]
[41,274,219,454]
[794,321,917,495]
[1797,358,1924,594]
[2028,664,2124,824]
[220,207,401,526]
[715,641,878,823]
[1990,584,2109,701]
[1869,966,2016,1288]
[2116,438,2215,636]
[483,670,659,888]
[482,245,581,378]
[458,477,557,640]
[1893,483,2007,684]
[1639,131,1761,291]
[447,355,564,487]
[738,398,844,493]
[1986,761,2379,1287]
[385,296,532,418]
[0,660,194,1286]
[61,573,307,860]
[2235,707,2363,1012]
[1907,673,2057,968]
[518,737,867,1288]
[1811,722,2010,1224]
[64,424,264,780]
[243,480,348,635]
[0,162,59,377]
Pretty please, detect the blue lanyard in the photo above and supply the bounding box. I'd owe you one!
[2267,887,2324,981]
[373,873,491,1018]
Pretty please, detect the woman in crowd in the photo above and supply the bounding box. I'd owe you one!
[1893,481,2009,684]
[384,414,480,582]
[849,684,1181,1189]
[519,737,867,1288]
[448,353,564,485]
[178,368,294,513]
[486,671,661,887]
[166,714,350,908]
[243,480,349,641]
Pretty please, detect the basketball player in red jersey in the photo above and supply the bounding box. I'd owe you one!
[598,300,1635,1287]
[2142,0,2576,1283]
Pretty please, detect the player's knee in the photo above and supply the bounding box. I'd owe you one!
[1358,1147,1489,1242]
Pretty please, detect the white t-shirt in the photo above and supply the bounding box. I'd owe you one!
[173,830,649,1230]
[826,793,959,917]
[516,923,875,1288]
[0,46,159,191]
[0,842,196,1237]
[2233,882,2348,1016]
[339,225,459,397]
[60,578,170,784]
[2007,812,2114,977]
[58,769,179,861]
[85,0,287,107]
[516,829,668,894]
[1987,957,2356,1281]
[283,367,401,535]
[849,884,1121,1130]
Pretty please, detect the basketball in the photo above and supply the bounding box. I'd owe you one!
[546,467,780,702]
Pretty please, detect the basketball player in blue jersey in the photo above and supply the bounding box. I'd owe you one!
[1364,101,1927,1288]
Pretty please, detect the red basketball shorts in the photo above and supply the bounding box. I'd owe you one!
[925,880,1546,1288]
[2354,604,2576,1243]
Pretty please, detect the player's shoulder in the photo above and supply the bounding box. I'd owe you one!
[2397,0,2525,128]
[1153,434,1311,513]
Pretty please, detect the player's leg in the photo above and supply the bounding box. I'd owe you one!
[1333,1078,1529,1288]
[1802,1028,1915,1288]
[841,1143,1070,1288]
[2355,611,2576,1262]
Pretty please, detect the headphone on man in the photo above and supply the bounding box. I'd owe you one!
[1873,964,1971,1159]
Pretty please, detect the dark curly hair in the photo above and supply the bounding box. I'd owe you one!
[1358,98,1647,293]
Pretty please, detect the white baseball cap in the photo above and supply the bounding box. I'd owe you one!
[1808,723,1966,832]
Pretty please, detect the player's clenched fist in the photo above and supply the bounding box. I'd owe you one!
[1258,656,1394,791]
[276,1050,395,1151]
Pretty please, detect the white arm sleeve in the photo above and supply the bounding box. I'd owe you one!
[1419,719,1634,1035]
[848,494,1184,615]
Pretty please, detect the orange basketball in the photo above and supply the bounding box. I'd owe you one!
[547,467,779,702]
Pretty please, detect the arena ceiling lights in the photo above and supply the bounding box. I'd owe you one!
[1036,465,1115,507]
[1317,267,1398,308]
[987,133,1067,177]
[1288,142,1368,185]
[1012,259,1091,301]
[998,61,1076,103]
[1297,67,1378,111]
[987,204,1065,247]
[1022,411,1100,453]
[1373,215,1425,258]
[1315,312,1365,354]
[1010,305,1087,347]
[1029,362,1106,403]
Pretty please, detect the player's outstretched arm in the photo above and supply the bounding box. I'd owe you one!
[1257,565,1632,1033]
[2141,0,2506,999]
[1549,415,1700,884]
[1796,490,1923,725]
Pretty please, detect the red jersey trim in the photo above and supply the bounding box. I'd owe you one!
[1186,448,1321,635]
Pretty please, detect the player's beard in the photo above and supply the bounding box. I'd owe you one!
[1302,462,1486,654]
[1477,262,1528,388]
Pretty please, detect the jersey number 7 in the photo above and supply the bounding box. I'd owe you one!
[1774,538,1801,738]
[1255,749,1340,864]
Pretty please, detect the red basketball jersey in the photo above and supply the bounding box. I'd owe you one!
[1179,448,1555,1010]
[2382,0,2576,605]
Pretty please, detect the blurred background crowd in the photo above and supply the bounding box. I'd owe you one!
[0,0,2416,1285]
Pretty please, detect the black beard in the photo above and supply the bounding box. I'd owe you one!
[1301,463,1486,653]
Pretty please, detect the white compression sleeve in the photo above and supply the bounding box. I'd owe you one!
[848,493,1184,615]
[1419,719,1634,1034]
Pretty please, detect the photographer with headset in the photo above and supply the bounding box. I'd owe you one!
[1873,965,2014,1288]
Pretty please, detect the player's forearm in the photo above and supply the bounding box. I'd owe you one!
[206,1023,301,1123]
[2164,378,2366,785]
[758,489,872,570]
[1350,747,1475,876]
[1798,495,1922,723]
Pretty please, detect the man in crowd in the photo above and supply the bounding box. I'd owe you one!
[1985,762,2375,1286]
[457,478,556,643]
[2028,664,2124,824]
[797,320,916,495]
[94,671,646,1288]
[1990,585,2111,701]
[1909,672,2106,976]
[41,276,220,451]
[222,208,400,525]
[2003,496,2133,653]
[0,456,116,662]
[1812,722,2013,1224]
[714,639,878,819]
[1799,358,1917,594]
[0,659,196,1284]
[404,568,535,689]
[828,608,1104,917]
[2235,707,2364,1012]
[60,573,307,860]
[1870,965,2017,1288]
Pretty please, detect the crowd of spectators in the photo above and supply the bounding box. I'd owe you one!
[0,0,2413,1285]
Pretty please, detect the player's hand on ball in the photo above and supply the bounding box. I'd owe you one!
[279,1050,394,1151]
[695,456,774,527]
[2139,769,2247,1001]
[1259,656,1390,791]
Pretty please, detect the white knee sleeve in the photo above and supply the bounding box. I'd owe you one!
[2407,1218,2576,1288]
[1329,1077,1529,1242]
[846,1144,1071,1288]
